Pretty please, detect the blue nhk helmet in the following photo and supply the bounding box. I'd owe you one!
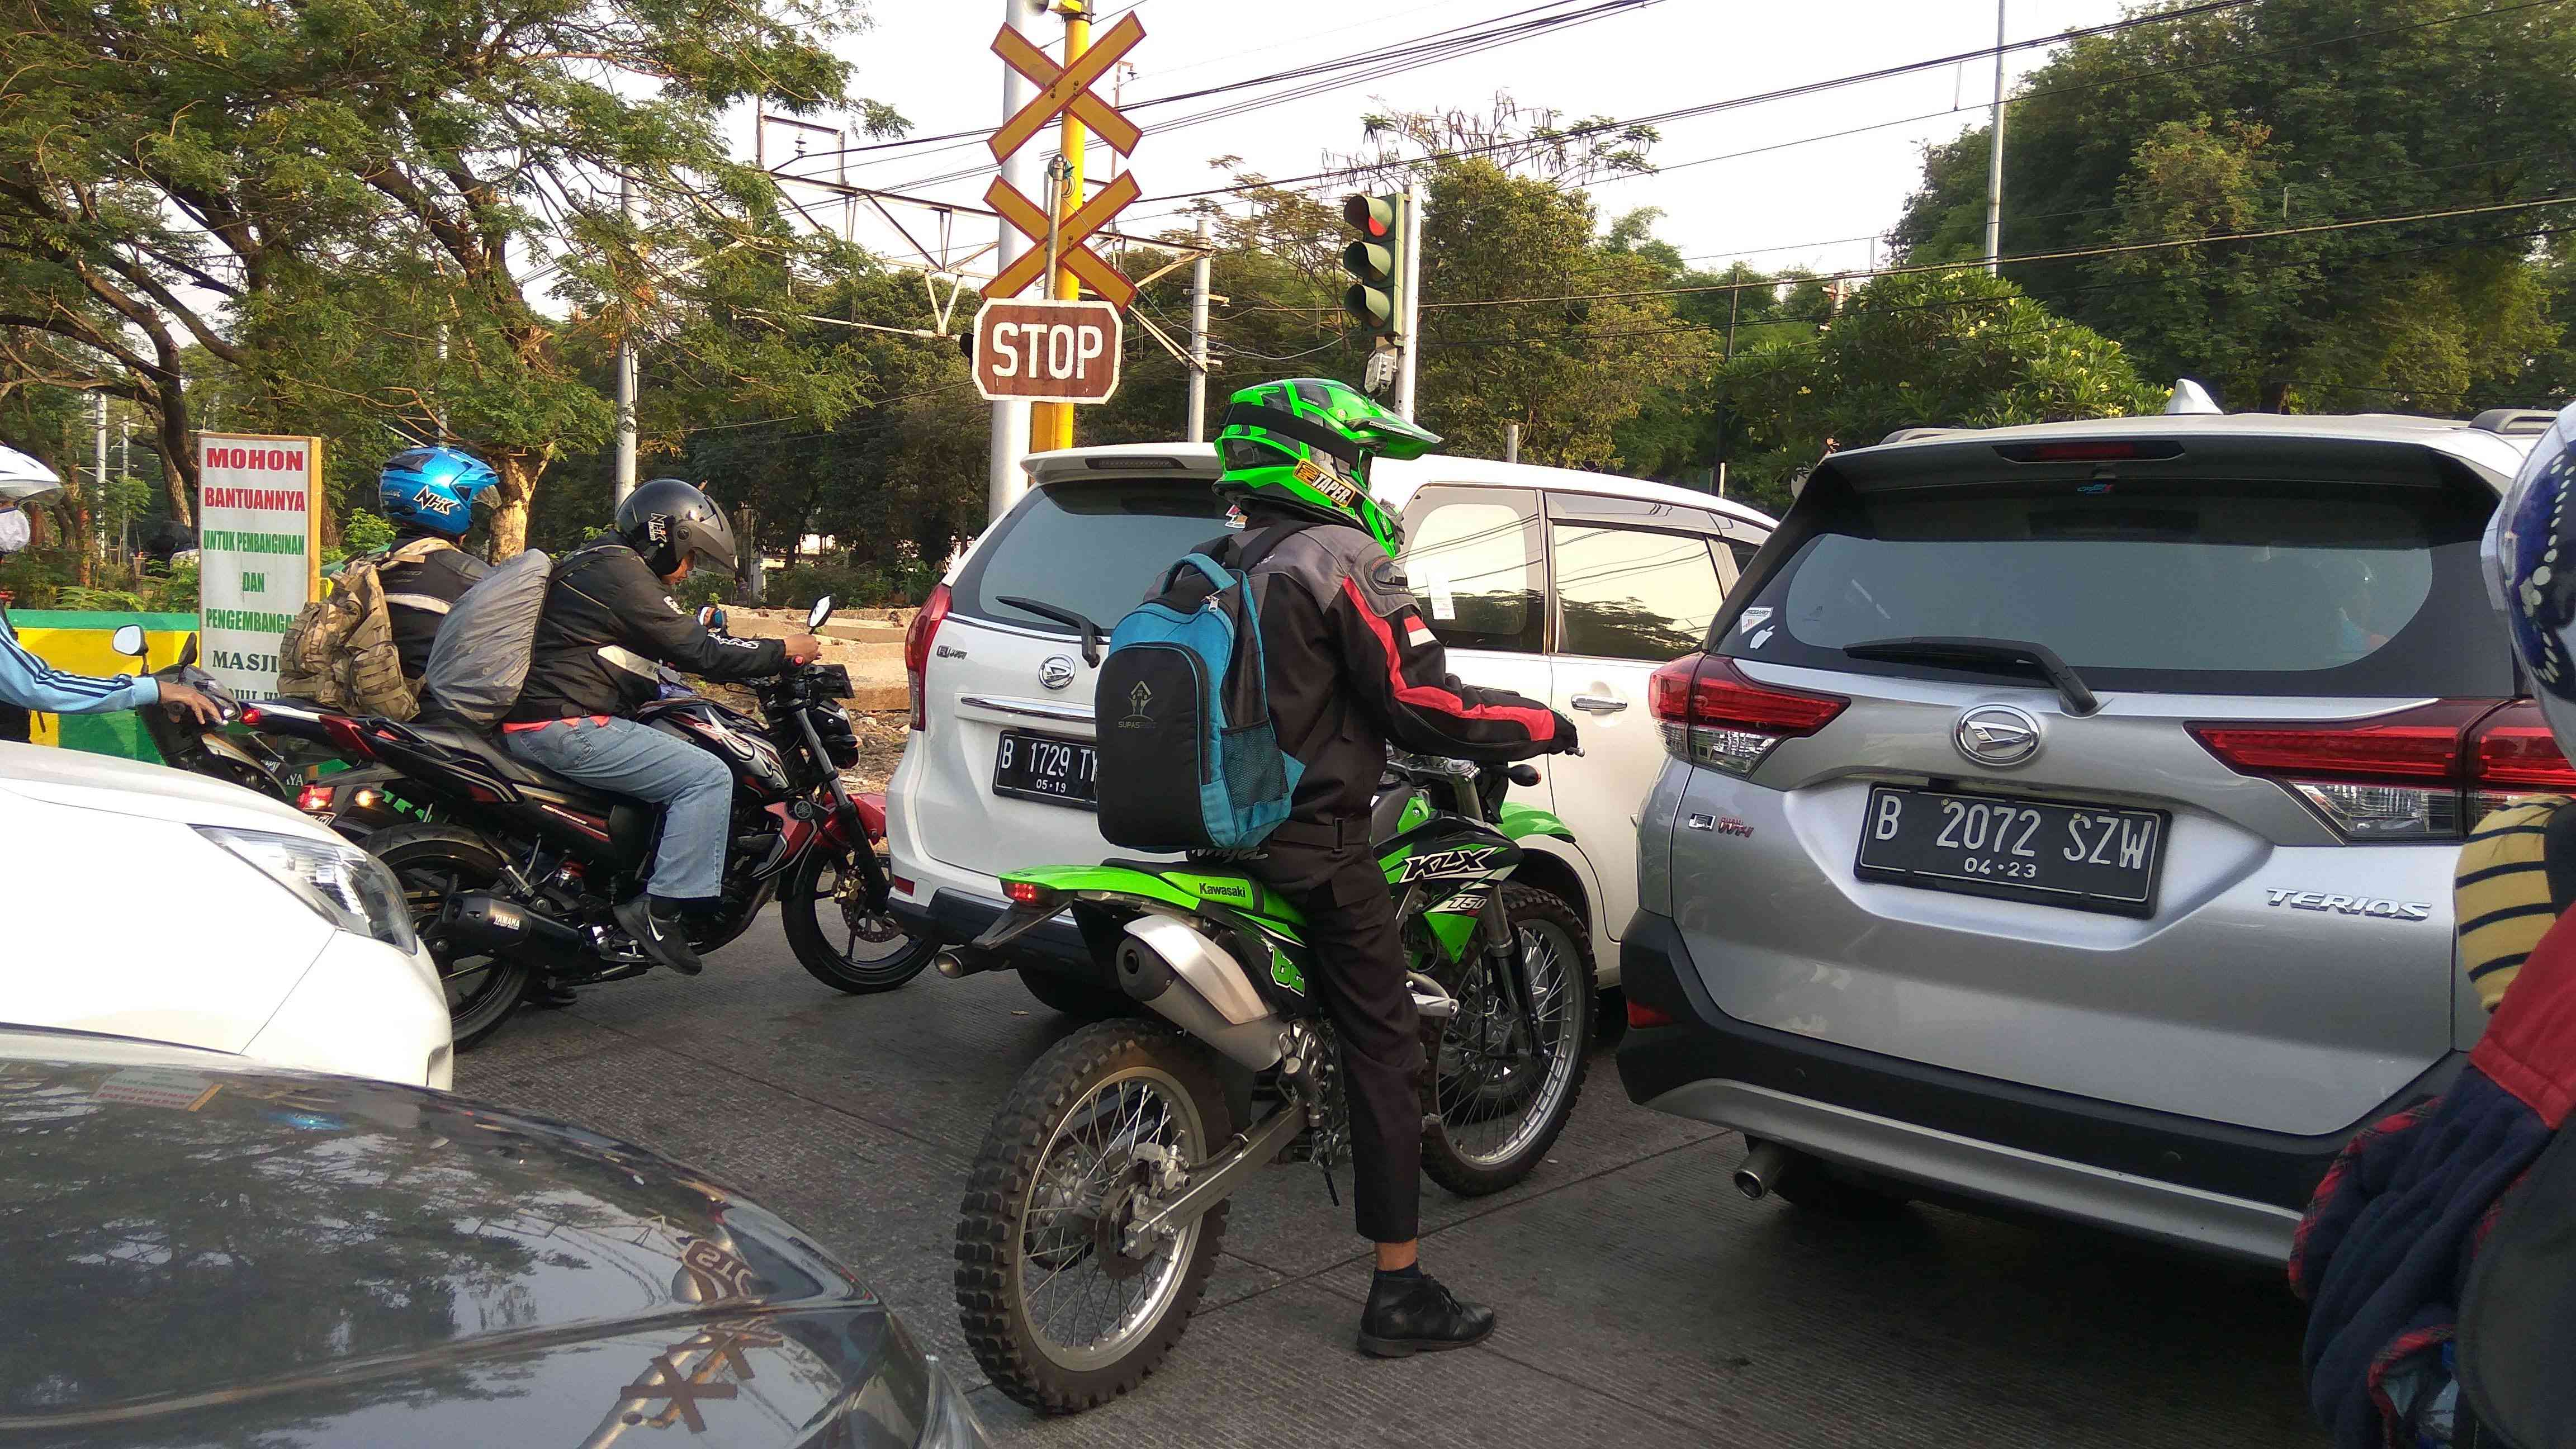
[378,446,499,538]
[2487,400,2576,751]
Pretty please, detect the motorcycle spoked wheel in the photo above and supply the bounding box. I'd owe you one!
[371,823,532,1050]
[1420,883,1594,1198]
[957,1020,1233,1414]
[780,845,936,994]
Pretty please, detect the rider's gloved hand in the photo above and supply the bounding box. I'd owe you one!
[1550,712,1581,754]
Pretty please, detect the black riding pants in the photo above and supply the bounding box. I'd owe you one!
[1251,818,1422,1244]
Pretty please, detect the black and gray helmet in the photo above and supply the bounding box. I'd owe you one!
[615,477,738,576]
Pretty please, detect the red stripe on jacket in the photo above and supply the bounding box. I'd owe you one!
[1342,576,1557,741]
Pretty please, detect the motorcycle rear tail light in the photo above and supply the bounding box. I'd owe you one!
[1003,878,1058,910]
[1647,654,1848,777]
[904,583,953,733]
[2189,699,2576,840]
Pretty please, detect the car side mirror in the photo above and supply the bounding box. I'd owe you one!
[111,624,145,659]
[807,595,834,630]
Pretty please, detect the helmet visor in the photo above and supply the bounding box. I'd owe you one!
[1221,435,1290,472]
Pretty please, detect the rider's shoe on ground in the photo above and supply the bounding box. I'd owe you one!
[1356,1269,1496,1357]
[615,894,705,976]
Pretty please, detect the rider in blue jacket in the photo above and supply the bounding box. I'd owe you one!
[0,444,221,744]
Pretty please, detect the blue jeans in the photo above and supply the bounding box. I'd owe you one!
[504,717,730,901]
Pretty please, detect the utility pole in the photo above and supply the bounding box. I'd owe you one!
[1503,423,1520,464]
[1394,179,1426,421]
[1716,282,1741,498]
[1030,0,1090,456]
[1187,215,1214,441]
[614,171,639,506]
[988,0,1045,524]
[1983,0,2007,275]
[92,392,107,562]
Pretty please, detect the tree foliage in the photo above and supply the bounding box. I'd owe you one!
[1891,0,2576,413]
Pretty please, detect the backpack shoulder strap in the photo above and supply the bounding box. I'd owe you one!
[2546,799,2576,913]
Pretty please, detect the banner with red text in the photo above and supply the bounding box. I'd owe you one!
[196,433,322,702]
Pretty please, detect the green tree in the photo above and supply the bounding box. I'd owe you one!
[1715,269,2162,514]
[1890,0,2576,413]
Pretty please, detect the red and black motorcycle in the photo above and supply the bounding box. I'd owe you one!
[315,599,930,1046]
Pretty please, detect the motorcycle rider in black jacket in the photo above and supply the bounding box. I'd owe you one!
[1208,379,1578,1358]
[501,478,819,975]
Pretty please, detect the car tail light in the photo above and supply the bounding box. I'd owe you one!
[2189,699,2569,840]
[904,583,951,733]
[1647,654,1848,776]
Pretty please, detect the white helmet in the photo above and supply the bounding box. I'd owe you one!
[0,442,61,505]
[2485,401,2576,749]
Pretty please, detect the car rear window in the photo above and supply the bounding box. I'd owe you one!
[951,477,1234,634]
[1725,479,2509,698]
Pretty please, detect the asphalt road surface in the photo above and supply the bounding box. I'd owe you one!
[460,920,2328,1448]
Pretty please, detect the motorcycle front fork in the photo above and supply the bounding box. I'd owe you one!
[1478,894,1540,1050]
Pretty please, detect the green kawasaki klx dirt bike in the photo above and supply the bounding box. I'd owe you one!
[945,752,1594,1414]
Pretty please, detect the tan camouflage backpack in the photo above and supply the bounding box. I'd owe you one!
[276,536,449,718]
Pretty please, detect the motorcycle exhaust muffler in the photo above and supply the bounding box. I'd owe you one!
[443,893,588,973]
[1116,915,1285,1072]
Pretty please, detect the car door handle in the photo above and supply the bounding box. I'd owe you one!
[1570,694,1628,714]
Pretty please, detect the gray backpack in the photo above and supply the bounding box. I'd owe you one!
[420,548,552,727]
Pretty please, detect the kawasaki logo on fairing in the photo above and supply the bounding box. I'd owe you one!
[1397,847,1502,883]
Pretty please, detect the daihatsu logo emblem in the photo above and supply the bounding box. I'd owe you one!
[1955,705,2042,768]
[1038,655,1076,691]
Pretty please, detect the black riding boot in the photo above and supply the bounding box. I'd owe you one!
[1357,1271,1497,1357]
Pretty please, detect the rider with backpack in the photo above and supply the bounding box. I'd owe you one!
[1102,378,1578,1357]
[278,447,496,717]
[501,478,820,977]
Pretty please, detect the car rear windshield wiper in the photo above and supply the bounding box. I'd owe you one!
[1841,636,2101,717]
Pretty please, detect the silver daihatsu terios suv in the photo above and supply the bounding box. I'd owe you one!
[1617,405,2560,1262]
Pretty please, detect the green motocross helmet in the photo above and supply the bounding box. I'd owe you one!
[1214,377,1440,557]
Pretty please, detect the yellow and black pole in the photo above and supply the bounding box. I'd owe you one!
[1031,0,1088,454]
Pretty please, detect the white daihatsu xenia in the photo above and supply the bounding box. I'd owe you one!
[884,442,1773,1016]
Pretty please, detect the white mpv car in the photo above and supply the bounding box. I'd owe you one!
[0,741,454,1087]
[884,443,1774,1015]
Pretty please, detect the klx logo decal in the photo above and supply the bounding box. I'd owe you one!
[2264,889,2433,921]
[1398,846,1502,883]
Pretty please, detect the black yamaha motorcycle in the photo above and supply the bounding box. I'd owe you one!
[312,596,934,1046]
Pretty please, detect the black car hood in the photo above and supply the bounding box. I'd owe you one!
[0,1038,928,1448]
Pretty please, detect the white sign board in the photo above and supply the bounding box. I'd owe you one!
[196,433,321,702]
[972,298,1124,405]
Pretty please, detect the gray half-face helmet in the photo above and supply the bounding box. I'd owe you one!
[2485,400,2576,750]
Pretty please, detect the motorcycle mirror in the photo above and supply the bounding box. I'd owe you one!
[110,624,145,659]
[697,604,714,627]
[807,595,834,631]
[178,634,198,669]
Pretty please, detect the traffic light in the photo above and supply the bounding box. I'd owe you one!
[1341,193,1402,339]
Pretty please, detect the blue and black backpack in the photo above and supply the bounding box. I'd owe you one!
[1095,530,1303,852]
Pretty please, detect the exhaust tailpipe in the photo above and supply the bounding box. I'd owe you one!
[442,893,588,973]
[1117,917,1284,1072]
[1735,1140,1794,1201]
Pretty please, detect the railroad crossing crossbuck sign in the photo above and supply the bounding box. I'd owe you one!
[983,11,1143,311]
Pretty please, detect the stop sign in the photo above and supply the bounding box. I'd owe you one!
[972,298,1124,405]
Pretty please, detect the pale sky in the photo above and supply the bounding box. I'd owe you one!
[738,0,2136,308]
